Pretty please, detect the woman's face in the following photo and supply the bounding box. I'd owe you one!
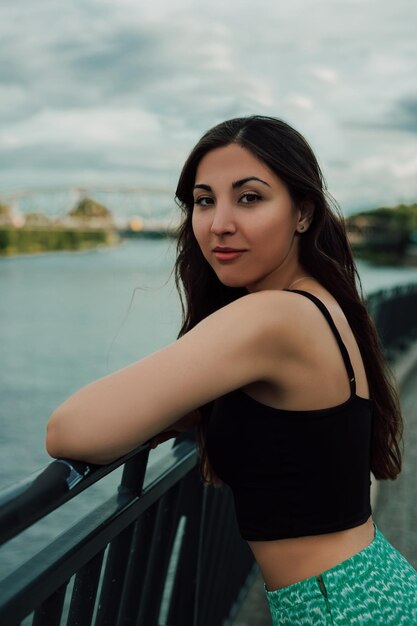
[191,143,304,292]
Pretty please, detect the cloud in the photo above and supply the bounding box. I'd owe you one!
[343,96,417,137]
[0,0,417,212]
[310,66,338,84]
[0,108,161,148]
[386,97,417,134]
[391,154,417,179]
[286,94,314,111]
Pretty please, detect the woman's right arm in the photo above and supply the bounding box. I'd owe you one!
[46,290,294,464]
[149,410,201,448]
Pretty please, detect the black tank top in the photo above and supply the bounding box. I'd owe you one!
[205,290,373,541]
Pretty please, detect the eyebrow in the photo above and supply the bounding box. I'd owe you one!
[193,176,271,192]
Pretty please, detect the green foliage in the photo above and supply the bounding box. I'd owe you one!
[0,203,11,217]
[352,249,406,265]
[0,227,119,255]
[69,197,112,218]
[348,202,417,232]
[347,201,417,265]
[395,203,417,231]
[24,212,51,226]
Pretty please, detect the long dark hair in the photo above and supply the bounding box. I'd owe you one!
[174,115,402,483]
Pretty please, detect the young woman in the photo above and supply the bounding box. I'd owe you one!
[46,115,417,624]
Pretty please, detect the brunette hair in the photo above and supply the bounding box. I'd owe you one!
[174,115,402,483]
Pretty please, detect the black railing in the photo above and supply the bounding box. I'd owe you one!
[1,282,417,626]
[367,282,417,361]
[0,438,254,626]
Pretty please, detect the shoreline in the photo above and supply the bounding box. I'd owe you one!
[353,250,417,267]
[0,240,124,260]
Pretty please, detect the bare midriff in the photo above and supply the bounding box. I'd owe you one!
[248,516,375,592]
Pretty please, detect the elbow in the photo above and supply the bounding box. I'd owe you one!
[45,409,117,465]
[46,406,80,460]
[45,411,65,459]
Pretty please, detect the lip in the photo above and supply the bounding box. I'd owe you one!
[212,247,247,261]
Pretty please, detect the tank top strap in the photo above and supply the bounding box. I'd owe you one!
[284,289,356,396]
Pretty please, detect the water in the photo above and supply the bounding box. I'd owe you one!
[1,240,417,584]
[0,239,182,584]
[0,239,181,486]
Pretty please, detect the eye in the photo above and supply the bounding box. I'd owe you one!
[240,192,262,204]
[194,196,214,207]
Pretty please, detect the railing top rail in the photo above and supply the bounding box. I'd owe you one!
[366,281,417,301]
[0,440,198,624]
[0,442,153,546]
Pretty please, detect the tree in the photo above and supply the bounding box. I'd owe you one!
[69,197,112,219]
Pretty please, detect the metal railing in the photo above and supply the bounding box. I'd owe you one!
[367,282,417,361]
[1,282,417,626]
[0,437,254,626]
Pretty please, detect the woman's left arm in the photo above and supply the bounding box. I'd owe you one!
[46,290,289,464]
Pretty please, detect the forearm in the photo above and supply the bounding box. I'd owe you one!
[45,354,186,463]
[163,410,201,432]
[45,291,285,465]
[45,349,205,464]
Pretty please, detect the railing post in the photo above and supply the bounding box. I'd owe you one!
[119,449,150,496]
[94,450,150,626]
[115,508,158,626]
[135,482,184,626]
[95,525,135,626]
[166,468,205,626]
[32,582,67,626]
[67,550,105,626]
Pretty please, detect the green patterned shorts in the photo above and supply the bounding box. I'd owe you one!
[265,524,417,625]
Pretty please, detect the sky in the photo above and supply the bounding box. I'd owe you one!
[1,0,417,215]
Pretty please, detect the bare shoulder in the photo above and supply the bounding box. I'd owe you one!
[197,289,330,372]
[206,289,310,332]
[216,289,325,339]
[236,286,362,363]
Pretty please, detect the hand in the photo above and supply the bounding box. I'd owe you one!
[149,410,201,449]
[149,429,181,449]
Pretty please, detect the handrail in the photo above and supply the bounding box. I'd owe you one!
[0,430,255,626]
[0,443,149,546]
[367,282,417,359]
[0,441,201,624]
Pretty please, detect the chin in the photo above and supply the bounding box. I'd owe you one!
[219,279,245,289]
[212,272,242,288]
[216,275,250,290]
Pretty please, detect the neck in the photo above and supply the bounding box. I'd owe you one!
[287,276,311,290]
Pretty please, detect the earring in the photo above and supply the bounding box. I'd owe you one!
[298,225,305,232]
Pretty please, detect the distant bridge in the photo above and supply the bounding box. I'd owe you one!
[0,186,176,223]
[1,185,173,199]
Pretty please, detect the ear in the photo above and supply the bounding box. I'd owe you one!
[296,200,314,233]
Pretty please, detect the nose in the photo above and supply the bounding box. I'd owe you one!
[210,205,237,236]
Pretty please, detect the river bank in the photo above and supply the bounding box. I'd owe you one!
[0,226,120,256]
[352,247,417,267]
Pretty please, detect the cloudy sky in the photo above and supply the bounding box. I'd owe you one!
[1,0,417,214]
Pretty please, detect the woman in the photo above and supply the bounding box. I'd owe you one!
[46,115,417,624]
